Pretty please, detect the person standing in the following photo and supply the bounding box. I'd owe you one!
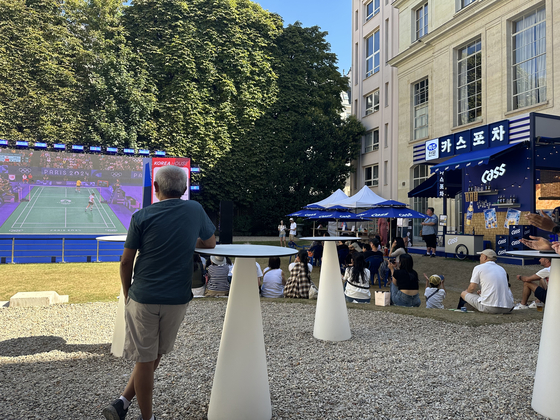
[289,217,297,244]
[85,193,95,212]
[75,179,81,193]
[278,220,287,247]
[102,165,216,420]
[421,207,438,257]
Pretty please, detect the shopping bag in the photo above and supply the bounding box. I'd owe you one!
[374,290,390,306]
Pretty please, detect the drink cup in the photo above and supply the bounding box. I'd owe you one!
[536,302,544,312]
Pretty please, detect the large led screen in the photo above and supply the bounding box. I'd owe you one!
[0,148,143,235]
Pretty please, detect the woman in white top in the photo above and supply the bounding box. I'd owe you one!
[343,254,371,303]
[261,257,286,298]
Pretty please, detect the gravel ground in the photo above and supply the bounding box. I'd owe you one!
[0,300,546,420]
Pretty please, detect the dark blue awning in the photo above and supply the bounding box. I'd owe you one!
[408,171,463,198]
[430,142,523,173]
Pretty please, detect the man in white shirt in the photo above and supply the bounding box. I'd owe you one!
[513,257,551,309]
[460,249,514,313]
[289,218,297,243]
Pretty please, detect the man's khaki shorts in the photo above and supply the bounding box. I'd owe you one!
[463,293,512,314]
[122,297,189,363]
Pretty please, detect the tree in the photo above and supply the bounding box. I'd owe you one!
[0,0,85,142]
[122,0,281,164]
[200,23,364,233]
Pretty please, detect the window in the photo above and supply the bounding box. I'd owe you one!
[457,38,482,126]
[364,129,379,152]
[461,0,476,8]
[413,78,429,139]
[416,3,428,40]
[365,165,379,187]
[385,19,390,64]
[366,0,380,21]
[512,7,546,110]
[366,31,380,77]
[365,91,379,115]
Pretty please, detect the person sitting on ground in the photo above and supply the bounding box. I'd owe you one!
[308,240,323,266]
[363,238,383,259]
[337,240,350,266]
[261,257,286,298]
[284,250,314,299]
[459,249,514,313]
[513,257,551,310]
[289,251,313,273]
[345,241,362,266]
[342,253,371,303]
[388,253,421,307]
[191,254,206,298]
[388,236,408,263]
[423,273,446,309]
[205,255,230,297]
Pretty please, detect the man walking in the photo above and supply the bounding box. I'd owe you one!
[460,249,514,313]
[421,207,438,257]
[102,165,216,420]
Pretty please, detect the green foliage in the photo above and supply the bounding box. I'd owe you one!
[0,0,85,142]
[123,0,281,163]
[201,23,365,232]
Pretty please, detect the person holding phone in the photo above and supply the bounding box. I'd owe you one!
[388,254,420,307]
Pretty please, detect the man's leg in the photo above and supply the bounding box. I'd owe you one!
[520,282,534,306]
[122,355,162,414]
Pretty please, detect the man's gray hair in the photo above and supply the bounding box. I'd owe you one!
[155,165,187,198]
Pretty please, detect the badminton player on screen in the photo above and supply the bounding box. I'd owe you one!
[85,193,95,212]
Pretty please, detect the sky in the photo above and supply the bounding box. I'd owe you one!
[253,0,352,74]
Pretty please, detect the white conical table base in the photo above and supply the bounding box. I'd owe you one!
[301,237,351,342]
[196,244,297,420]
[509,251,560,420]
[96,235,128,357]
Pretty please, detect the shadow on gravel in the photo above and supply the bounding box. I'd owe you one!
[0,335,110,357]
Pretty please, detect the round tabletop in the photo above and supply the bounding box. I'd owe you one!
[299,236,362,241]
[96,235,127,242]
[195,244,297,258]
[507,250,560,258]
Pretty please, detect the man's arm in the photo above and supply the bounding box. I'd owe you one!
[517,274,541,282]
[465,282,479,294]
[120,247,137,300]
[526,211,557,232]
[196,234,216,249]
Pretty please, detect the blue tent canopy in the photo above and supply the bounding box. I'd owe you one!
[357,207,427,219]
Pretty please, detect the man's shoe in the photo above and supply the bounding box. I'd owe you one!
[430,254,436,258]
[513,303,529,310]
[528,301,538,309]
[423,253,430,257]
[102,399,128,420]
[137,416,156,420]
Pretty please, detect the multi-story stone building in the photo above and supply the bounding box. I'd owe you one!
[350,0,400,198]
[389,0,559,241]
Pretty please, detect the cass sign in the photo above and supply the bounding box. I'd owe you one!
[425,139,439,161]
[481,163,506,184]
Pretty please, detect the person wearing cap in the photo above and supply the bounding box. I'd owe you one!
[460,249,514,313]
[205,255,231,297]
[423,273,446,309]
[513,257,551,310]
[289,218,297,244]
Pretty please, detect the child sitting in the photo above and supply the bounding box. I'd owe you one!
[424,274,446,309]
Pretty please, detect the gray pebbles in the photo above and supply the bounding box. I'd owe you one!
[0,301,546,419]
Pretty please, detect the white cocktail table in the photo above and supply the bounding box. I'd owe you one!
[300,237,351,342]
[508,250,560,420]
[195,244,297,420]
[96,235,128,357]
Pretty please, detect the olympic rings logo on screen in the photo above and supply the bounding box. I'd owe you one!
[19,168,32,174]
[111,172,122,177]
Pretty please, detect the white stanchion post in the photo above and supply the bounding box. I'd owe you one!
[111,286,126,357]
[531,258,560,420]
[313,240,351,341]
[208,257,271,420]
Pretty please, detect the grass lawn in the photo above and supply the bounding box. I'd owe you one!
[0,239,546,326]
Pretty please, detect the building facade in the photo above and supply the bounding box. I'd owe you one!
[389,0,559,240]
[350,0,400,198]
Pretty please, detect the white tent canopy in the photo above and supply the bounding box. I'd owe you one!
[305,189,349,208]
[327,185,387,209]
